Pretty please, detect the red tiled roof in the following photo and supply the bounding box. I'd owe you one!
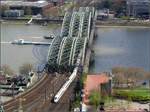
[86,73,109,94]
[0,75,6,81]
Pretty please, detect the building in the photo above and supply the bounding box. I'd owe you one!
[126,0,150,17]
[42,0,64,10]
[82,73,111,104]
[0,75,7,84]
[97,9,115,20]
[1,1,49,15]
[86,73,110,94]
[4,10,24,17]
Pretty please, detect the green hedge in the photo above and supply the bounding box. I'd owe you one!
[73,73,87,108]
[121,16,130,20]
[114,89,150,101]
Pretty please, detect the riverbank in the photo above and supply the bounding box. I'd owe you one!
[96,25,150,29]
[1,17,63,25]
[1,19,62,25]
[1,20,63,26]
[96,20,150,29]
[1,19,30,24]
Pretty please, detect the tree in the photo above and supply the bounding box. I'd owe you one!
[0,4,9,16]
[24,7,32,15]
[0,65,13,76]
[112,66,125,74]
[68,0,83,12]
[113,72,125,88]
[19,62,33,75]
[89,88,101,111]
[42,7,62,18]
[103,0,110,9]
[111,0,121,13]
[112,66,150,88]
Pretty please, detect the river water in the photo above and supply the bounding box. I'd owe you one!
[1,24,150,74]
[1,23,61,74]
[89,27,150,73]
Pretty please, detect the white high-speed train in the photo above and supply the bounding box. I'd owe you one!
[53,51,82,103]
[53,67,78,103]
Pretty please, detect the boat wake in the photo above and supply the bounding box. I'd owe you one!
[31,37,41,39]
[0,42,11,44]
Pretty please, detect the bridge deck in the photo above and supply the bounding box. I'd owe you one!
[83,10,97,73]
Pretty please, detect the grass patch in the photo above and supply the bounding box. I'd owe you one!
[114,88,150,101]
[3,15,32,20]
[17,15,32,19]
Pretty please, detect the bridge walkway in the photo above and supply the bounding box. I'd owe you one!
[83,10,97,73]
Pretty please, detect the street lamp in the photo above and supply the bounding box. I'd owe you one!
[17,93,26,112]
[19,97,26,112]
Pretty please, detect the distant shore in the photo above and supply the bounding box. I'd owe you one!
[95,20,150,29]
[1,19,150,29]
[1,19,62,25]
[96,25,150,29]
[1,17,63,25]
[1,20,29,24]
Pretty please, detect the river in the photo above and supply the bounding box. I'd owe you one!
[89,27,150,73]
[1,23,61,74]
[1,24,150,74]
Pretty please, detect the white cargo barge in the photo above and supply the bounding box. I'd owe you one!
[11,39,51,45]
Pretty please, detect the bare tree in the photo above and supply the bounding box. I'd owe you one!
[0,65,13,76]
[111,0,121,13]
[112,66,150,88]
[68,0,83,12]
[0,4,10,16]
[113,72,125,88]
[24,7,32,15]
[112,66,125,73]
[42,7,62,18]
[19,62,33,75]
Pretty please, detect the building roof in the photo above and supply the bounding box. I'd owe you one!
[86,73,109,94]
[127,0,150,4]
[1,1,49,8]
[128,0,149,2]
[0,75,7,82]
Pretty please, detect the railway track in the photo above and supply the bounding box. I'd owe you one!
[48,70,81,112]
[2,72,72,112]
[2,73,52,112]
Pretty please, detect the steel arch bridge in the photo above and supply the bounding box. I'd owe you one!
[46,7,95,73]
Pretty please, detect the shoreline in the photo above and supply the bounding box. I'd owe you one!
[95,25,150,29]
[1,21,62,25]
[1,19,62,25]
[1,20,150,29]
[1,20,29,25]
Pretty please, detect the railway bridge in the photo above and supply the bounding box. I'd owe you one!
[2,7,96,112]
[46,7,95,73]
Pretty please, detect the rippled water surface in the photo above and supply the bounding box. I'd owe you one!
[1,24,61,73]
[1,24,150,74]
[89,27,150,73]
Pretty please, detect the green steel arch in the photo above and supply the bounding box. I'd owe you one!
[57,37,74,65]
[68,38,76,65]
[70,37,85,65]
[61,12,72,37]
[47,36,63,65]
[69,12,81,37]
[47,7,95,72]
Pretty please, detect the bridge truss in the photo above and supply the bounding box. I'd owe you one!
[46,7,95,73]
